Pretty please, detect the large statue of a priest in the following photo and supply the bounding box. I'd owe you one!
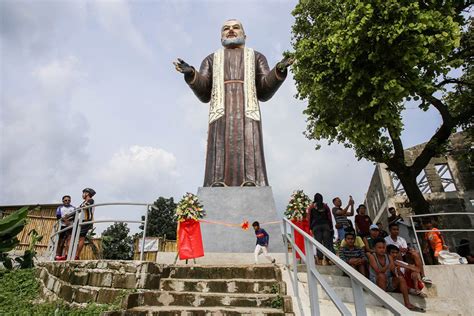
[174,19,292,187]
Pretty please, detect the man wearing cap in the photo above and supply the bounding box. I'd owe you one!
[75,187,96,260]
[363,224,381,253]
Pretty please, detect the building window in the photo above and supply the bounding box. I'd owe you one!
[391,172,406,195]
[435,164,457,192]
[416,169,432,194]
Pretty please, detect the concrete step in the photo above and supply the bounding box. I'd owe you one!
[123,291,293,311]
[316,299,394,316]
[290,264,344,276]
[103,306,294,316]
[299,282,463,315]
[316,299,462,316]
[161,265,281,280]
[155,252,288,265]
[297,272,438,297]
[160,278,286,295]
[297,272,351,287]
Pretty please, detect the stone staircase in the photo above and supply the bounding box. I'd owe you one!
[294,264,467,315]
[36,261,294,315]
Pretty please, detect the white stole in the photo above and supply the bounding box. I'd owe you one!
[209,47,260,124]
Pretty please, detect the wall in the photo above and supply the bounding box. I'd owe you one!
[424,264,474,316]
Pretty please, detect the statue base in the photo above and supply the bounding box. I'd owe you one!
[197,186,285,253]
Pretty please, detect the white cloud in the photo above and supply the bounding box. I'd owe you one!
[32,56,84,98]
[92,0,153,60]
[0,55,89,204]
[96,146,180,202]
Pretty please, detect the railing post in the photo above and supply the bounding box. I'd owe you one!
[140,205,150,261]
[50,221,59,261]
[290,225,299,299]
[409,215,426,267]
[69,214,83,261]
[305,236,320,316]
[283,220,289,267]
[66,211,81,261]
[351,278,367,316]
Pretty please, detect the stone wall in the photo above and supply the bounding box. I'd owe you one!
[36,260,163,305]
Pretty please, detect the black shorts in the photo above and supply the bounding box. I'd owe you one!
[59,226,71,239]
[80,224,93,237]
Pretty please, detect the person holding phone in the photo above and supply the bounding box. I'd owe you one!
[332,195,354,242]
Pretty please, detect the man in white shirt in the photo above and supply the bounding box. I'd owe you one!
[55,195,75,260]
[385,222,432,284]
[385,222,408,254]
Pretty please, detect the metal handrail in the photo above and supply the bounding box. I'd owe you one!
[283,218,410,316]
[409,212,474,267]
[49,202,151,261]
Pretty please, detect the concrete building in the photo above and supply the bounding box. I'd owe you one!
[364,132,473,249]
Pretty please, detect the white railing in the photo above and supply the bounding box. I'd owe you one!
[409,212,474,266]
[282,218,410,316]
[48,202,151,261]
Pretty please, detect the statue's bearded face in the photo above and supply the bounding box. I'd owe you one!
[221,20,246,47]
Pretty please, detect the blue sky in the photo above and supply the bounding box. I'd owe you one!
[0,0,442,234]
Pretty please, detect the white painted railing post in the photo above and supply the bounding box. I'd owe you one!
[304,236,320,316]
[290,225,299,299]
[140,204,150,261]
[283,221,289,267]
[66,211,81,261]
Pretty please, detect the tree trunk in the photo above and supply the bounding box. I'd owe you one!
[397,171,431,215]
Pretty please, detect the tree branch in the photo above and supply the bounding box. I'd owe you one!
[436,78,474,88]
[419,94,454,125]
[410,95,456,175]
[386,126,406,170]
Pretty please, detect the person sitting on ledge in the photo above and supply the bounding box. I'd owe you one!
[367,238,425,312]
[363,224,381,254]
[387,244,427,298]
[340,227,365,249]
[385,222,432,284]
[339,231,367,276]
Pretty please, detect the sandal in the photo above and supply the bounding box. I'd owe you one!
[409,288,428,298]
[407,305,425,313]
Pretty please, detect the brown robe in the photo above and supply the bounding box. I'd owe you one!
[185,47,287,187]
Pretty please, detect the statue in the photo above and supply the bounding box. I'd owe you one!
[174,19,293,187]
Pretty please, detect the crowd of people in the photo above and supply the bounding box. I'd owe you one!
[304,193,447,312]
[54,187,96,261]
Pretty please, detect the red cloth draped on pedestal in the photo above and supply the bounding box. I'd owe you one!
[292,219,310,259]
[178,219,204,260]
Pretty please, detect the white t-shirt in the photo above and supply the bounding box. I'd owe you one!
[385,235,408,251]
[56,205,75,226]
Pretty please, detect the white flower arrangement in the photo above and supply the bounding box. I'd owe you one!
[175,192,206,222]
[284,190,311,221]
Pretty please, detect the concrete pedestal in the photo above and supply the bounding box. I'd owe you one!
[197,186,285,253]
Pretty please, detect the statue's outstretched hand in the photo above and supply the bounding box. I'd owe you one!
[173,58,194,74]
[276,57,294,72]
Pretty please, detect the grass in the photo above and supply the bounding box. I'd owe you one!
[0,269,116,315]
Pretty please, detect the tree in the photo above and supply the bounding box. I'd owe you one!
[139,197,177,240]
[0,207,28,269]
[291,0,473,214]
[101,222,133,260]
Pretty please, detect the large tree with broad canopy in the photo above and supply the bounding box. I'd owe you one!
[291,0,473,214]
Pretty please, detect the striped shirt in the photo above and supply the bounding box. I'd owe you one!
[339,246,366,263]
[332,207,351,227]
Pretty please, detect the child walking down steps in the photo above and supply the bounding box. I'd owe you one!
[253,221,276,264]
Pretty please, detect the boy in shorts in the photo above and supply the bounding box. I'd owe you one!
[367,238,424,312]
